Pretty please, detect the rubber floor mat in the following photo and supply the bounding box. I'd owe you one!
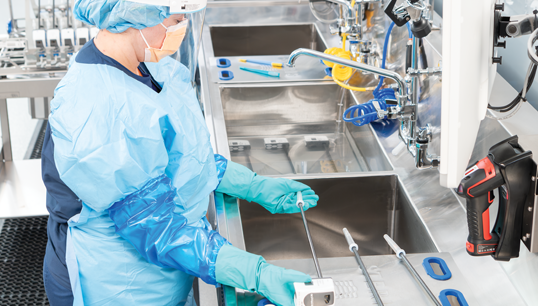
[0,217,49,305]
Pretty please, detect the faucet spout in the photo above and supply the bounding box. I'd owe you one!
[287,48,408,105]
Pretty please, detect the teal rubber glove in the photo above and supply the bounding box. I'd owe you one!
[216,161,318,214]
[215,245,311,306]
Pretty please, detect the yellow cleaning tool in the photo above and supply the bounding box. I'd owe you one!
[239,58,283,68]
[324,47,354,82]
[323,40,376,92]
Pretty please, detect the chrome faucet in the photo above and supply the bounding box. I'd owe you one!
[287,47,440,170]
[293,0,441,170]
[322,0,383,66]
[287,48,408,105]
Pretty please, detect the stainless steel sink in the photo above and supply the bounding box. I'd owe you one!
[209,24,327,57]
[240,175,438,260]
[221,83,392,174]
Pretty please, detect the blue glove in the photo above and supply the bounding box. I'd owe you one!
[215,245,311,306]
[216,161,318,214]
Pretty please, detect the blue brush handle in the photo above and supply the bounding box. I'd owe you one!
[240,67,280,77]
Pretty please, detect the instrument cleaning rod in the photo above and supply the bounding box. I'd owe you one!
[343,228,384,306]
[383,235,441,306]
[297,191,323,278]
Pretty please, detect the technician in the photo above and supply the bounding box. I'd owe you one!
[41,0,318,305]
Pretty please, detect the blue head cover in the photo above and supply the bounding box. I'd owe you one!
[74,0,171,33]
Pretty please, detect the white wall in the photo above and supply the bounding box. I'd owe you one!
[433,0,442,17]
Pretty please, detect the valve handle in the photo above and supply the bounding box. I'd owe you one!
[384,0,411,27]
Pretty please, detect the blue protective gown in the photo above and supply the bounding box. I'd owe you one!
[42,40,162,299]
[47,40,229,305]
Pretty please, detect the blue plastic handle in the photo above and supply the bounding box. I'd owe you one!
[219,70,234,81]
[217,58,231,68]
[422,257,452,281]
[439,289,469,306]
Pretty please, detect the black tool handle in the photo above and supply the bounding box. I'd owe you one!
[466,190,499,256]
[405,41,413,73]
[384,0,410,27]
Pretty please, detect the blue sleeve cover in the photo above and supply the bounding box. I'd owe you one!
[108,174,230,285]
[214,154,228,187]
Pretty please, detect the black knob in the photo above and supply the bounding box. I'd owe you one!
[507,24,518,35]
[493,56,503,64]
[411,18,432,38]
[495,3,504,11]
[496,41,507,48]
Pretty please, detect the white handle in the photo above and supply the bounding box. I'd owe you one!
[343,228,358,253]
[296,191,304,208]
[383,234,406,259]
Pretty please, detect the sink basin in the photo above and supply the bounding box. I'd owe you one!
[222,83,393,174]
[240,175,438,260]
[209,24,327,57]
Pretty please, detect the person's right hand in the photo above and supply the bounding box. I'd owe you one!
[215,245,311,306]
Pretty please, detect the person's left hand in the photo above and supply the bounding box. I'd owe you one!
[216,161,318,214]
[247,176,318,214]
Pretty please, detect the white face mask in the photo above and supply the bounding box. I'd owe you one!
[139,19,188,63]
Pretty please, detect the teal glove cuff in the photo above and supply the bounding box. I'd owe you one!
[216,161,255,199]
[215,245,262,291]
[215,245,312,306]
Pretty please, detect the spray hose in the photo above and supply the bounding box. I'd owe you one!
[323,21,413,125]
[342,88,396,126]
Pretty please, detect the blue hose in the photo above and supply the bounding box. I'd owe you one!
[373,87,397,102]
[374,22,412,93]
[341,22,412,127]
[342,89,396,126]
[343,99,386,126]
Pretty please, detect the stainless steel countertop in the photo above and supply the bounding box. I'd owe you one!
[200,3,535,306]
[269,252,477,306]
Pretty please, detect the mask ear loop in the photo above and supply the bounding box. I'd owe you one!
[140,23,168,50]
[139,29,152,49]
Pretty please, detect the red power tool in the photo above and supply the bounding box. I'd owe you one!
[457,136,534,261]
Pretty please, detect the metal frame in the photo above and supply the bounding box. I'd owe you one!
[0,98,10,161]
[0,77,60,162]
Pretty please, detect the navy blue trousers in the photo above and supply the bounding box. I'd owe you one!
[43,259,74,305]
